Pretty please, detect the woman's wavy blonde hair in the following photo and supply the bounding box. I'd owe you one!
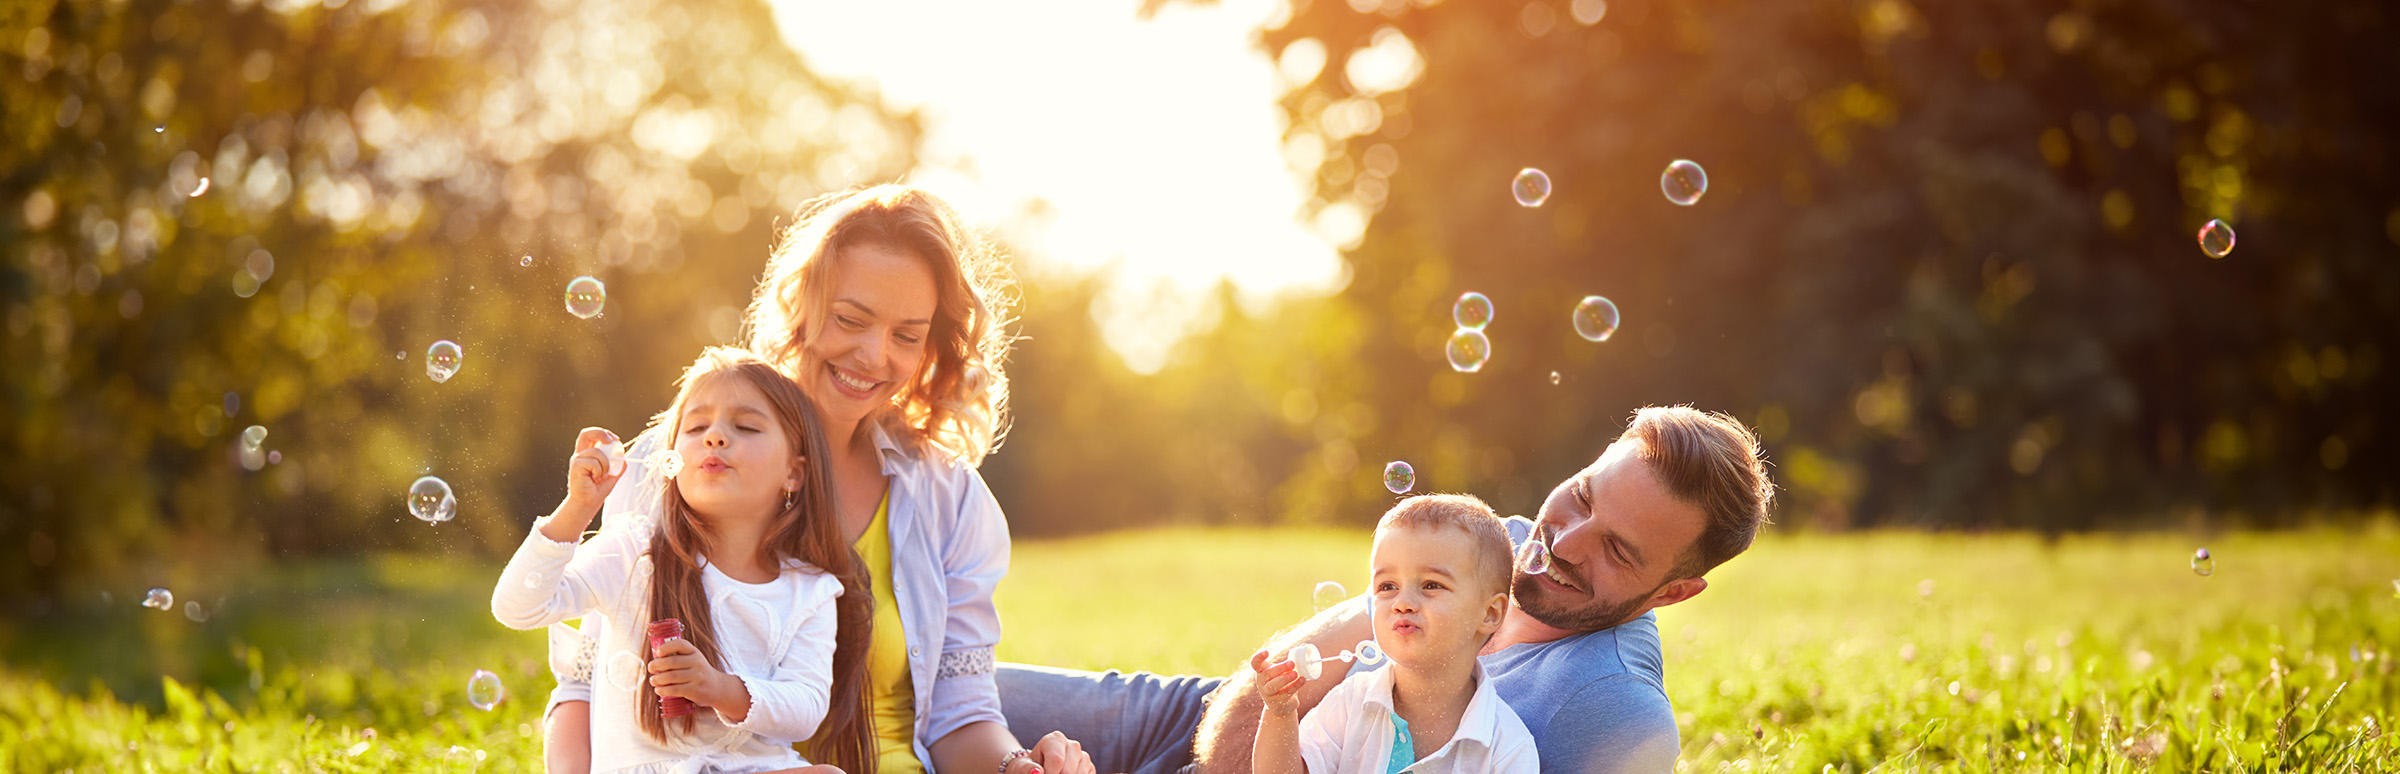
[743,185,1016,465]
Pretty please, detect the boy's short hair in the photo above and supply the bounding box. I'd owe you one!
[1375,493,1513,598]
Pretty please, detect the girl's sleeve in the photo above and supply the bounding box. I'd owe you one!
[922,465,1010,744]
[542,426,666,696]
[492,520,640,630]
[719,572,841,742]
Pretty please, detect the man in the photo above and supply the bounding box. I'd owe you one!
[999,405,1775,773]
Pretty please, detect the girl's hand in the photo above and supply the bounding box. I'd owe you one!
[563,427,625,512]
[539,427,623,543]
[1250,648,1306,713]
[649,637,750,720]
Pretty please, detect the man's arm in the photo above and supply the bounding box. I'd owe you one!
[1191,596,1374,774]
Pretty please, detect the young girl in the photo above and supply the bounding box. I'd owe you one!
[494,347,875,774]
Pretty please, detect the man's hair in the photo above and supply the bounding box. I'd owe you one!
[1618,405,1775,579]
[1375,493,1513,598]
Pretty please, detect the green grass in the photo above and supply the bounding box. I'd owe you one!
[2,527,2395,771]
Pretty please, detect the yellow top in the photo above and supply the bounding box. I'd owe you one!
[808,491,922,774]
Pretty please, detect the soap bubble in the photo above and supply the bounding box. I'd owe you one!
[183,601,209,622]
[565,276,608,319]
[1511,168,1551,207]
[1312,581,1347,613]
[1549,371,1562,385]
[187,177,210,197]
[426,340,463,383]
[1661,159,1708,206]
[1453,292,1494,330]
[1446,328,1491,373]
[267,450,281,465]
[1352,639,1386,666]
[606,650,644,692]
[519,254,534,268]
[408,476,456,524]
[143,587,174,610]
[467,669,506,710]
[241,425,268,451]
[1287,643,1325,680]
[1573,296,1620,342]
[1383,461,1415,494]
[1517,538,1553,576]
[2198,219,2235,258]
[2190,547,2214,577]
[598,439,628,477]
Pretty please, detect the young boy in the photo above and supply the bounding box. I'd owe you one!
[1253,494,1540,774]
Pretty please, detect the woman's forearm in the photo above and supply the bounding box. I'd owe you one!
[928,720,1021,774]
[544,700,593,774]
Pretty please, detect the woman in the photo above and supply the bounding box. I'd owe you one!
[547,185,1092,774]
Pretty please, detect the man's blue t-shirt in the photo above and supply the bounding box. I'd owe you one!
[1347,516,1679,773]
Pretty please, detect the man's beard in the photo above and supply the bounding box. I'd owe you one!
[1511,558,1663,632]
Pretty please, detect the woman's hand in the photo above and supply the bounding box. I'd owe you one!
[648,637,753,721]
[1250,649,1306,714]
[1019,731,1092,774]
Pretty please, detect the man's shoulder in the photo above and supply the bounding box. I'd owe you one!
[1487,612,1665,687]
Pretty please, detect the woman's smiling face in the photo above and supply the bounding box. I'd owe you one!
[803,241,938,438]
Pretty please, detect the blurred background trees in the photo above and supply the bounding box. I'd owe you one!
[6,0,2396,605]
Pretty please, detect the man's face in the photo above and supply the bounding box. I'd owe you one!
[1513,441,1708,631]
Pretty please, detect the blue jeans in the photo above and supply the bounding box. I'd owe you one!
[996,663,1224,774]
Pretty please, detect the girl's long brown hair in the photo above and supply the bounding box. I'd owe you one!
[640,347,876,773]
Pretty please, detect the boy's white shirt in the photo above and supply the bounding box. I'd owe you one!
[492,516,843,774]
[1298,660,1541,774]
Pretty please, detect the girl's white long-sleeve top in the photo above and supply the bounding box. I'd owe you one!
[492,517,843,774]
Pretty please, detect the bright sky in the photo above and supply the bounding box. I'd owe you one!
[765,0,1348,373]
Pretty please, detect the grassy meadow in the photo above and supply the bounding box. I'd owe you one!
[2,526,2394,772]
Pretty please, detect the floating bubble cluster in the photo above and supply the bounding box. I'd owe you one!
[1517,538,1553,576]
[1573,296,1620,342]
[467,669,506,711]
[565,276,608,320]
[1661,159,1708,206]
[409,476,457,524]
[426,340,463,383]
[1383,461,1415,494]
[1512,168,1551,207]
[2198,219,2235,259]
[605,650,644,692]
[1446,328,1491,372]
[1454,292,1494,330]
[2190,547,2214,577]
[1313,581,1347,613]
[143,587,173,610]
